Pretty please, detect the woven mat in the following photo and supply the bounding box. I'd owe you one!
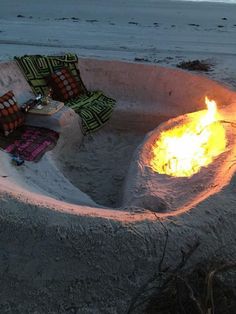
[0,126,59,162]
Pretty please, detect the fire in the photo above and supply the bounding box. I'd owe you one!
[150,97,227,177]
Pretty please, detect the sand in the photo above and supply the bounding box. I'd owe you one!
[54,127,144,208]
[0,0,235,87]
[0,1,236,313]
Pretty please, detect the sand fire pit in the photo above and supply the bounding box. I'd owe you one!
[150,97,226,178]
[0,58,236,313]
[123,96,236,215]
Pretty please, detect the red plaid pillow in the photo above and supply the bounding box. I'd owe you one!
[48,67,84,102]
[0,91,25,136]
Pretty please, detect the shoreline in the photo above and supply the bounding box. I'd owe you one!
[170,0,236,4]
[0,0,235,91]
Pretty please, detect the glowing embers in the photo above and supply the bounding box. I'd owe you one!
[150,97,227,177]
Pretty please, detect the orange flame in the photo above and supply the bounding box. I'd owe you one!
[150,97,227,177]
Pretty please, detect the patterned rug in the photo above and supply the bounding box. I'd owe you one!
[0,126,59,162]
[15,54,115,134]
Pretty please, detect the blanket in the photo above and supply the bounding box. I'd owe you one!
[67,91,115,134]
[15,54,115,134]
[0,126,59,162]
[14,53,87,96]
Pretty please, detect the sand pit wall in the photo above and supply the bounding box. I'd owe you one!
[0,58,236,313]
[79,58,236,132]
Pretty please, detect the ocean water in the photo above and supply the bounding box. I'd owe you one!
[174,0,236,3]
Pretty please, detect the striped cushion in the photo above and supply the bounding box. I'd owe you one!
[0,91,25,136]
[48,67,83,102]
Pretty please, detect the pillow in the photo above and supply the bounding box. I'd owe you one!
[0,91,25,136]
[48,67,85,102]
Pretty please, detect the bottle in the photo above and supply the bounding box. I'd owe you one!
[21,99,34,112]
[21,94,43,112]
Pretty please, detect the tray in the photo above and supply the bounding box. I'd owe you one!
[28,100,64,115]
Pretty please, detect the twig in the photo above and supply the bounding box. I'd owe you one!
[176,277,187,314]
[156,241,200,298]
[177,275,204,314]
[126,238,200,313]
[157,218,169,273]
[126,274,159,314]
[205,262,236,314]
[126,218,170,314]
[218,119,236,128]
[197,119,236,137]
[177,241,200,271]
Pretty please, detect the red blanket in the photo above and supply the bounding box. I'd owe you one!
[0,126,59,162]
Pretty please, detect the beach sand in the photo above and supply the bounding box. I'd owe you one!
[0,0,235,87]
[0,1,236,313]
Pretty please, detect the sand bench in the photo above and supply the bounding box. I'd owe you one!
[1,57,235,134]
[79,58,236,132]
[0,60,83,133]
